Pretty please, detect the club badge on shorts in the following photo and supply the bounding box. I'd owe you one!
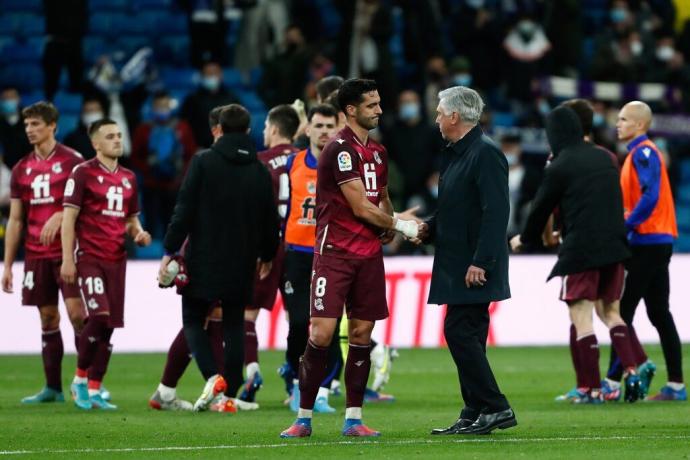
[338,152,352,172]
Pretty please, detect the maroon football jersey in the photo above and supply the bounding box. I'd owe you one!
[258,143,299,224]
[63,158,139,262]
[9,144,84,259]
[315,126,388,258]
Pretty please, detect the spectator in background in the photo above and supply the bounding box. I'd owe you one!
[503,14,552,104]
[501,133,526,237]
[42,0,87,100]
[423,56,450,122]
[180,62,239,149]
[590,1,652,83]
[335,0,397,110]
[132,91,197,239]
[64,97,106,160]
[0,87,31,170]
[259,25,313,108]
[450,0,502,92]
[177,0,229,67]
[448,57,473,89]
[645,31,690,110]
[543,0,582,76]
[382,89,443,207]
[315,76,344,103]
[234,0,290,72]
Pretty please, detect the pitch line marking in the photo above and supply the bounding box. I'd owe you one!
[1,435,689,456]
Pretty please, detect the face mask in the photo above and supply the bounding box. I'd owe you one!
[453,73,472,87]
[82,111,103,127]
[538,100,550,116]
[656,45,675,62]
[593,112,605,128]
[630,41,643,56]
[610,8,628,24]
[0,99,19,115]
[466,0,484,9]
[399,102,420,121]
[201,75,221,91]
[152,109,172,123]
[429,184,439,198]
[517,20,537,36]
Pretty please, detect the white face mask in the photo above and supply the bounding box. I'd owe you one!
[82,111,104,127]
[656,45,675,62]
[630,41,643,56]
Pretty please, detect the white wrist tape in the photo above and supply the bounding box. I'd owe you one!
[394,218,419,238]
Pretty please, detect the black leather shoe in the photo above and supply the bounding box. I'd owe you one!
[457,408,517,435]
[430,417,475,435]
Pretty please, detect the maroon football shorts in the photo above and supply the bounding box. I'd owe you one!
[22,257,82,306]
[310,252,388,321]
[249,244,285,311]
[560,262,625,305]
[77,257,127,328]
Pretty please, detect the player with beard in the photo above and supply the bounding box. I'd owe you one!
[2,101,87,404]
[61,119,151,410]
[280,79,419,438]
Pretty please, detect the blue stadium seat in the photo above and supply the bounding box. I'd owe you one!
[1,38,43,63]
[155,36,190,66]
[14,14,44,36]
[675,234,690,252]
[676,204,690,229]
[160,67,197,91]
[236,91,265,112]
[56,115,79,141]
[0,63,43,92]
[53,92,83,114]
[0,16,18,35]
[21,91,44,106]
[90,13,118,35]
[90,0,129,12]
[112,14,148,35]
[492,112,516,127]
[678,159,690,182]
[133,0,173,10]
[677,184,690,205]
[222,67,245,89]
[250,110,268,150]
[0,0,42,13]
[116,35,150,56]
[83,37,109,63]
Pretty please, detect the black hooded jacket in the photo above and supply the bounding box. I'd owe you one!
[163,132,279,303]
[521,107,630,279]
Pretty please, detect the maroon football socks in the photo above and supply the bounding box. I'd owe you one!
[161,329,192,388]
[243,320,259,365]
[576,333,601,390]
[42,328,64,392]
[569,325,586,388]
[345,343,372,408]
[609,324,637,372]
[298,340,330,410]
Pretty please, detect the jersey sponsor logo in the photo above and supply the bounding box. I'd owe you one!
[284,280,294,295]
[364,163,377,190]
[298,196,316,225]
[122,177,132,189]
[338,152,352,171]
[314,297,324,311]
[307,180,316,194]
[373,151,382,165]
[354,360,365,367]
[52,162,62,174]
[336,138,345,145]
[87,298,100,310]
[30,174,55,204]
[642,147,652,158]
[64,178,75,197]
[103,185,125,217]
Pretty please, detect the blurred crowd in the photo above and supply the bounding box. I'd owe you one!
[2,0,690,256]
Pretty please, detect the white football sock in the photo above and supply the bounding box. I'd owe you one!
[246,362,260,380]
[157,383,176,401]
[345,407,362,420]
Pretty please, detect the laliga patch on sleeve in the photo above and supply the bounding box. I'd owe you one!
[338,152,352,171]
[64,178,75,197]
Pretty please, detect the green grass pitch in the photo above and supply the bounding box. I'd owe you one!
[0,345,688,459]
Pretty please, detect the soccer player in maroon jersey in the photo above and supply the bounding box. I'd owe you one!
[281,79,419,438]
[2,101,86,404]
[240,104,300,403]
[61,119,151,410]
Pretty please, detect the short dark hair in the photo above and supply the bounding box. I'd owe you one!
[337,79,378,115]
[267,104,300,140]
[22,101,59,125]
[307,103,338,123]
[324,90,340,112]
[219,104,251,134]
[561,99,593,136]
[315,76,344,101]
[208,104,228,128]
[88,118,118,137]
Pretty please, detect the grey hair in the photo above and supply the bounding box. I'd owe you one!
[438,86,484,125]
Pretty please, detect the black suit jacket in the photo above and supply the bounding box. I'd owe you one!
[520,107,630,279]
[163,133,279,303]
[426,125,511,305]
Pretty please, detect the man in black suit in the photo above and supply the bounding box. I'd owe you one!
[416,86,515,435]
[160,104,279,413]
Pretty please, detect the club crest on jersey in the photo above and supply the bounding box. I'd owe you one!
[97,176,104,184]
[314,298,324,311]
[88,298,99,310]
[52,162,62,174]
[307,181,316,194]
[338,152,352,171]
[373,151,382,165]
[122,177,132,189]
[26,167,32,175]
